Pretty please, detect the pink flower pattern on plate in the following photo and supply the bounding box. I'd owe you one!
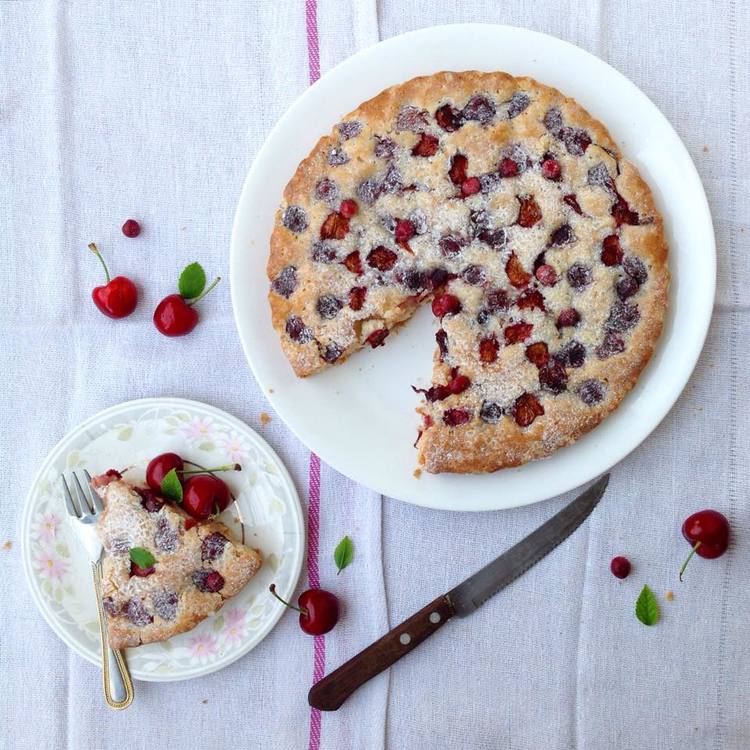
[187,632,218,663]
[32,512,61,544]
[222,608,247,645]
[217,431,250,463]
[181,416,215,443]
[33,549,69,582]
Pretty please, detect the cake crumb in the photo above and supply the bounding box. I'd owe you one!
[702,144,709,153]
[2,540,11,551]
[665,590,674,602]
[413,468,422,479]
[260,412,272,426]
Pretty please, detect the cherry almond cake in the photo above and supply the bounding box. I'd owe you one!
[93,473,262,648]
[267,71,669,473]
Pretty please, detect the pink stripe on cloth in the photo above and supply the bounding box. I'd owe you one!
[307,451,324,750]
[305,0,320,84]
[307,452,321,590]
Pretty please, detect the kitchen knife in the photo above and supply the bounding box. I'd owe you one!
[308,473,608,711]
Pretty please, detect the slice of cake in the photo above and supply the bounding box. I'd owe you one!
[92,473,262,649]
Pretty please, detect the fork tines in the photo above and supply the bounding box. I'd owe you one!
[62,471,104,517]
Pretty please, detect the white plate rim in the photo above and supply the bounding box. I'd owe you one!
[20,396,306,681]
[230,23,716,511]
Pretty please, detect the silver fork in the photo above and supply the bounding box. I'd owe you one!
[62,471,134,709]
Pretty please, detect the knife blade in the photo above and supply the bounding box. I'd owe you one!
[449,472,608,616]
[308,474,608,711]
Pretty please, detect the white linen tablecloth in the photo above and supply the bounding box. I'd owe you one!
[1,1,748,748]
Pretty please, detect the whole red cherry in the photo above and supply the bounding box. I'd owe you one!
[182,474,232,520]
[270,584,339,635]
[679,509,730,580]
[88,243,138,319]
[146,452,184,492]
[153,265,221,337]
[153,294,199,337]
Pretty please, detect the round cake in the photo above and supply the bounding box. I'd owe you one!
[267,71,669,473]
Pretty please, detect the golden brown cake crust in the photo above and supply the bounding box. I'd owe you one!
[94,477,262,649]
[268,71,669,473]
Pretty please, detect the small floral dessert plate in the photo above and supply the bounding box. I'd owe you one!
[21,397,305,682]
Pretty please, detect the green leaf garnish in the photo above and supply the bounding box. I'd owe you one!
[635,584,660,626]
[160,468,183,503]
[129,547,156,569]
[333,535,354,574]
[178,262,207,300]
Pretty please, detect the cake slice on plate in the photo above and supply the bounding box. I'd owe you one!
[92,473,262,649]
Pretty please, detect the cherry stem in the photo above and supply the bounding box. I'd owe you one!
[679,541,702,582]
[182,463,241,475]
[269,584,308,617]
[88,243,110,284]
[187,276,221,306]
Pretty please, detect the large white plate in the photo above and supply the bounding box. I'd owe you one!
[21,398,304,681]
[230,24,715,511]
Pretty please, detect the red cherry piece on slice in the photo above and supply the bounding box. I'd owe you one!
[557,307,581,328]
[516,196,542,228]
[395,219,416,243]
[342,250,363,275]
[499,158,519,178]
[130,562,155,578]
[367,246,397,271]
[348,286,367,311]
[504,322,533,345]
[447,373,471,395]
[513,393,544,427]
[610,556,631,579]
[516,289,545,312]
[479,336,499,364]
[541,159,561,181]
[525,342,550,368]
[448,154,468,185]
[505,253,531,288]
[320,211,349,240]
[601,235,623,266]
[443,408,471,426]
[460,177,481,197]
[366,328,389,348]
[412,132,440,157]
[431,293,461,318]
[339,199,358,218]
[563,194,584,215]
[121,219,141,237]
[535,263,557,286]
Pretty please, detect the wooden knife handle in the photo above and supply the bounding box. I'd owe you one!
[308,594,455,711]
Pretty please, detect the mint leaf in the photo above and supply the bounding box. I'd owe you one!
[635,584,660,626]
[160,468,183,503]
[178,262,206,300]
[333,535,354,574]
[129,547,156,569]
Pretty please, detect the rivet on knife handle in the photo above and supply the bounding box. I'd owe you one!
[308,594,455,711]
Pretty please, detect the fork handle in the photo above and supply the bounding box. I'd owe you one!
[92,562,134,709]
